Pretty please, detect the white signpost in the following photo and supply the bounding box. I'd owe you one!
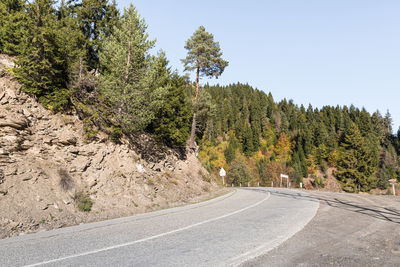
[280,174,289,188]
[389,179,397,196]
[219,168,226,185]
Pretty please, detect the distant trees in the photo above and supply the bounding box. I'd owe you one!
[182,26,228,148]
[197,83,399,192]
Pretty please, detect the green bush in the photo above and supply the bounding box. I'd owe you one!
[83,119,98,142]
[39,89,71,112]
[315,176,325,188]
[110,126,122,143]
[75,192,93,212]
[320,160,328,173]
[227,159,252,186]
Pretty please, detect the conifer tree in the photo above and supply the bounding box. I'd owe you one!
[67,0,119,70]
[182,26,228,148]
[336,123,377,192]
[15,0,69,110]
[147,60,193,147]
[99,4,159,133]
[224,139,236,164]
[0,0,27,55]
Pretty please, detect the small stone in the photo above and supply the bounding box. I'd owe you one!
[6,89,16,99]
[43,137,53,145]
[22,175,33,181]
[136,164,145,173]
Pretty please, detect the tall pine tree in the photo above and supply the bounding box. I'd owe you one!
[15,0,70,111]
[336,123,377,192]
[182,26,228,148]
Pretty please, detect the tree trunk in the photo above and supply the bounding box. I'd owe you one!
[121,32,131,117]
[189,63,200,148]
[189,111,197,147]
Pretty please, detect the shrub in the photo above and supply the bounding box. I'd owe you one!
[39,89,71,113]
[315,176,325,188]
[75,192,92,212]
[199,170,211,183]
[261,161,291,186]
[227,159,252,186]
[110,126,122,143]
[320,160,328,173]
[83,119,98,142]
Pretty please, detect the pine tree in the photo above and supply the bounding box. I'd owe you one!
[224,139,236,164]
[15,0,69,111]
[0,0,27,55]
[336,123,377,192]
[99,4,158,133]
[67,0,119,70]
[57,0,87,91]
[182,26,228,148]
[242,125,255,157]
[147,64,193,147]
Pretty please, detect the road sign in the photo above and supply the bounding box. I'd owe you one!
[220,168,226,185]
[280,174,289,188]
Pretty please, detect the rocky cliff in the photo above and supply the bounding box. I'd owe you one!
[0,55,224,239]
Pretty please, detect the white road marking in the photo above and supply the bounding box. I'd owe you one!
[24,191,270,267]
[227,192,320,266]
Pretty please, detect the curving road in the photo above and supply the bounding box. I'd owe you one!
[0,188,319,266]
[243,190,400,266]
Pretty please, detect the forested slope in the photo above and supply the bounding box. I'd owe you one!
[197,83,400,193]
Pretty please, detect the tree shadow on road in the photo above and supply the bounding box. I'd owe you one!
[268,189,400,225]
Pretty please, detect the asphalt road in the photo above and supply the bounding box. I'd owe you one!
[0,188,319,267]
[243,190,400,267]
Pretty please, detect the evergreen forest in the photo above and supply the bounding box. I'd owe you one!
[1,0,399,193]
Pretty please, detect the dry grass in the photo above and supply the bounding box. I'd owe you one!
[58,168,74,191]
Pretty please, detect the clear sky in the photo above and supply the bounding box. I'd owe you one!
[117,0,400,132]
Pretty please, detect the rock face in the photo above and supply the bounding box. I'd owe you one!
[0,54,223,239]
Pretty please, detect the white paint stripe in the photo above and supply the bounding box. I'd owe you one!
[24,191,270,267]
[227,191,320,266]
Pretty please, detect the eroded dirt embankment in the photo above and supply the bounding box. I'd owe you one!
[0,54,227,239]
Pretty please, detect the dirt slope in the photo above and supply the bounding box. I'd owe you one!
[0,55,226,239]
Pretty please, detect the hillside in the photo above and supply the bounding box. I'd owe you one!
[0,55,224,239]
[197,83,400,193]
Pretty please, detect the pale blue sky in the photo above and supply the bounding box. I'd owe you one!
[118,0,400,132]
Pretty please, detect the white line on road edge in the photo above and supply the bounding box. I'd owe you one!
[24,191,271,267]
[227,191,320,266]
